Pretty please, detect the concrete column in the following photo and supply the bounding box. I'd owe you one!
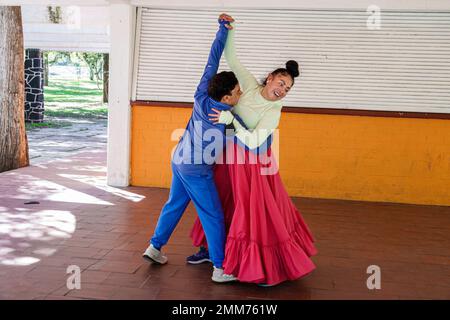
[107,2,136,186]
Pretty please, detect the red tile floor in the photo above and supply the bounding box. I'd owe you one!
[0,150,449,300]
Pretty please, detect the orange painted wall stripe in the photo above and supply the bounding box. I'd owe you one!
[131,105,450,206]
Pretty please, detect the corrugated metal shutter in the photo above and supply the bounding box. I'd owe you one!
[134,8,450,113]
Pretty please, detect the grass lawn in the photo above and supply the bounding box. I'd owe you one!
[44,77,108,119]
[25,120,72,131]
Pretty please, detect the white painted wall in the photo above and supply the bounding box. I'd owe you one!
[22,5,110,52]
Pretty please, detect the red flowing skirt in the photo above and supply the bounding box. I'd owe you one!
[190,141,317,285]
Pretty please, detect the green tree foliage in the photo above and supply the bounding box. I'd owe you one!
[42,51,104,88]
[76,52,104,88]
[45,51,72,66]
[43,51,72,86]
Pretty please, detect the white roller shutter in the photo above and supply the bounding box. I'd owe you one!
[134,8,450,113]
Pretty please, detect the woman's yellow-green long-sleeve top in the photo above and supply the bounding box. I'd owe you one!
[221,23,282,149]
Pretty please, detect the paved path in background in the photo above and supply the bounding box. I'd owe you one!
[26,117,107,165]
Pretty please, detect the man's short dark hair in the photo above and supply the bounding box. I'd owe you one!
[208,71,238,102]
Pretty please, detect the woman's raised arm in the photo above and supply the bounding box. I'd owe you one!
[224,21,259,92]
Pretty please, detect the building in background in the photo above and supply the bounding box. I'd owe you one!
[6,0,450,206]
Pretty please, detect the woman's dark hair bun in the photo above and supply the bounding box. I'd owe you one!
[285,60,299,78]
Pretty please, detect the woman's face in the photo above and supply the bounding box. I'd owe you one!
[262,73,293,101]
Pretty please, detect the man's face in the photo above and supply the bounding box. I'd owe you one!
[226,84,242,106]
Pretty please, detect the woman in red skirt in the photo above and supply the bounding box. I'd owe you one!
[189,14,317,286]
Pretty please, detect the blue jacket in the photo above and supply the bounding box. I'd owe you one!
[172,21,232,175]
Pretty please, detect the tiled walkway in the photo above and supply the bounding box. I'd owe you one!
[0,150,449,300]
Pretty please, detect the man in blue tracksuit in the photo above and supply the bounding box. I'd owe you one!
[143,14,242,283]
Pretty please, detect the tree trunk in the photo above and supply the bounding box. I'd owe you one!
[43,51,49,86]
[0,6,29,172]
[89,67,94,81]
[103,53,109,103]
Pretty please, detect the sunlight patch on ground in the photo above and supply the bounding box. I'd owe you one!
[0,210,76,240]
[1,257,41,266]
[8,176,113,206]
[0,209,77,266]
[71,165,107,173]
[59,173,146,203]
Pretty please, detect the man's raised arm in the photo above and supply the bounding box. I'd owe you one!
[194,14,234,98]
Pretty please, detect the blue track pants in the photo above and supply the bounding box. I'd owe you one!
[150,164,225,268]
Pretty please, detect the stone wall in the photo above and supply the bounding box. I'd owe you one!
[24,48,44,123]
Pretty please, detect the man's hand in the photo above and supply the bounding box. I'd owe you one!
[209,108,235,125]
[219,13,234,30]
[208,108,221,124]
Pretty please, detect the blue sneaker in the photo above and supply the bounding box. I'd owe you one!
[186,247,212,264]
